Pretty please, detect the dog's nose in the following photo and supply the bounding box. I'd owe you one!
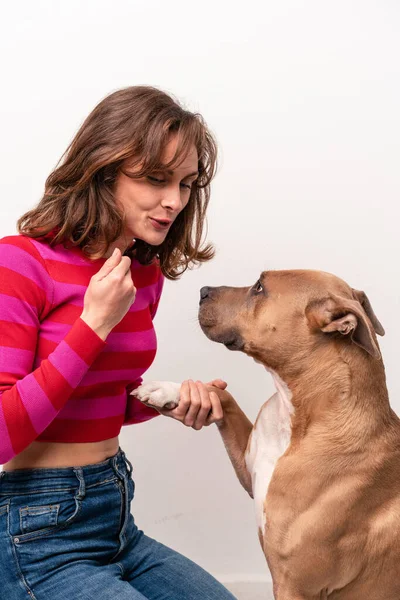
[200,286,211,300]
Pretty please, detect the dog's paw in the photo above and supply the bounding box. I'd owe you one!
[131,381,180,409]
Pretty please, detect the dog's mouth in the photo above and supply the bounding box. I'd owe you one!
[199,303,244,351]
[222,336,243,351]
[200,324,244,351]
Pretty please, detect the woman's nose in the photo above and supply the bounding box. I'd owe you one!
[161,186,184,212]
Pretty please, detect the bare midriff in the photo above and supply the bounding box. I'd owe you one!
[2,437,120,471]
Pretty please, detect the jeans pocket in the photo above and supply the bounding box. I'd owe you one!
[12,487,83,544]
[20,504,60,535]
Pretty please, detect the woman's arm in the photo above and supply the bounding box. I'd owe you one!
[0,236,107,463]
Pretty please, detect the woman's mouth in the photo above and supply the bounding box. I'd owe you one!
[149,217,172,231]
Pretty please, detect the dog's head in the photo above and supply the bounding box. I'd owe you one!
[198,270,385,372]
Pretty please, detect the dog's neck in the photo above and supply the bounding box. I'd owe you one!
[266,342,391,452]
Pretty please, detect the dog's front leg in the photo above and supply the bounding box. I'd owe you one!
[133,382,254,497]
[213,389,254,498]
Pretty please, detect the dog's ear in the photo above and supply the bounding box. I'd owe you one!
[306,291,384,359]
[351,289,385,336]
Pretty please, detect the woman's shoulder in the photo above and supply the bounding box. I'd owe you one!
[0,233,34,248]
[0,234,54,306]
[0,233,93,267]
[0,233,44,261]
[0,233,58,266]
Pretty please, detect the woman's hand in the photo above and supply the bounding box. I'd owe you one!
[157,379,233,430]
[81,247,136,340]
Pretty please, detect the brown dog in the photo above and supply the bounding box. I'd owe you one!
[133,269,400,599]
[197,269,400,599]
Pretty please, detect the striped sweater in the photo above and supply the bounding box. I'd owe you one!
[0,234,163,464]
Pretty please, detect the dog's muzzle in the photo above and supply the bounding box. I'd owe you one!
[199,286,214,305]
[198,286,244,351]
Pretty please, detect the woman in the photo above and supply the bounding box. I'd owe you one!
[0,86,236,599]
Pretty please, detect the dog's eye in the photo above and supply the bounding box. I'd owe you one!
[253,280,263,294]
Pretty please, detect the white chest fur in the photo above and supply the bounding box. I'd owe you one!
[245,370,294,534]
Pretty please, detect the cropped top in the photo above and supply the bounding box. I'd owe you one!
[0,234,163,464]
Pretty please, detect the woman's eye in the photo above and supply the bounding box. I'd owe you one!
[180,182,192,190]
[147,175,165,184]
[253,280,263,293]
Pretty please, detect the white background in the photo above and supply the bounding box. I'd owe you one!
[1,0,399,587]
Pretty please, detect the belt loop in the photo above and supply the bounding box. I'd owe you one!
[73,467,86,499]
[112,454,123,479]
[124,454,133,476]
[119,448,133,476]
[0,471,5,481]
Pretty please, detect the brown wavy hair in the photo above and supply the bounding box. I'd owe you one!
[17,86,218,279]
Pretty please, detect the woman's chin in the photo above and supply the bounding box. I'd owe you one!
[137,231,168,247]
[129,221,170,247]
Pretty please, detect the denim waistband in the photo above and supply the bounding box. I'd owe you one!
[0,447,133,493]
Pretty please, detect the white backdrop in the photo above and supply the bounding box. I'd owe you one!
[1,0,399,587]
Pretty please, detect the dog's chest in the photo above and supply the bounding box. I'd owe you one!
[245,374,294,534]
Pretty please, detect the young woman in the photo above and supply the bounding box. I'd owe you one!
[0,86,236,599]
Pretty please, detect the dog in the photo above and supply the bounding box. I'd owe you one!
[133,269,400,599]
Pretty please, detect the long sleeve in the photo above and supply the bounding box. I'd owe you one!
[123,271,165,425]
[0,237,107,464]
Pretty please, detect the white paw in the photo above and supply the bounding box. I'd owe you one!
[131,381,180,409]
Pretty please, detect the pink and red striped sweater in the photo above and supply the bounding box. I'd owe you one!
[0,234,163,464]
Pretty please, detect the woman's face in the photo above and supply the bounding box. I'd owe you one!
[110,135,199,255]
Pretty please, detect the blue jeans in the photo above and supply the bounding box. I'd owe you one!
[0,448,236,599]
